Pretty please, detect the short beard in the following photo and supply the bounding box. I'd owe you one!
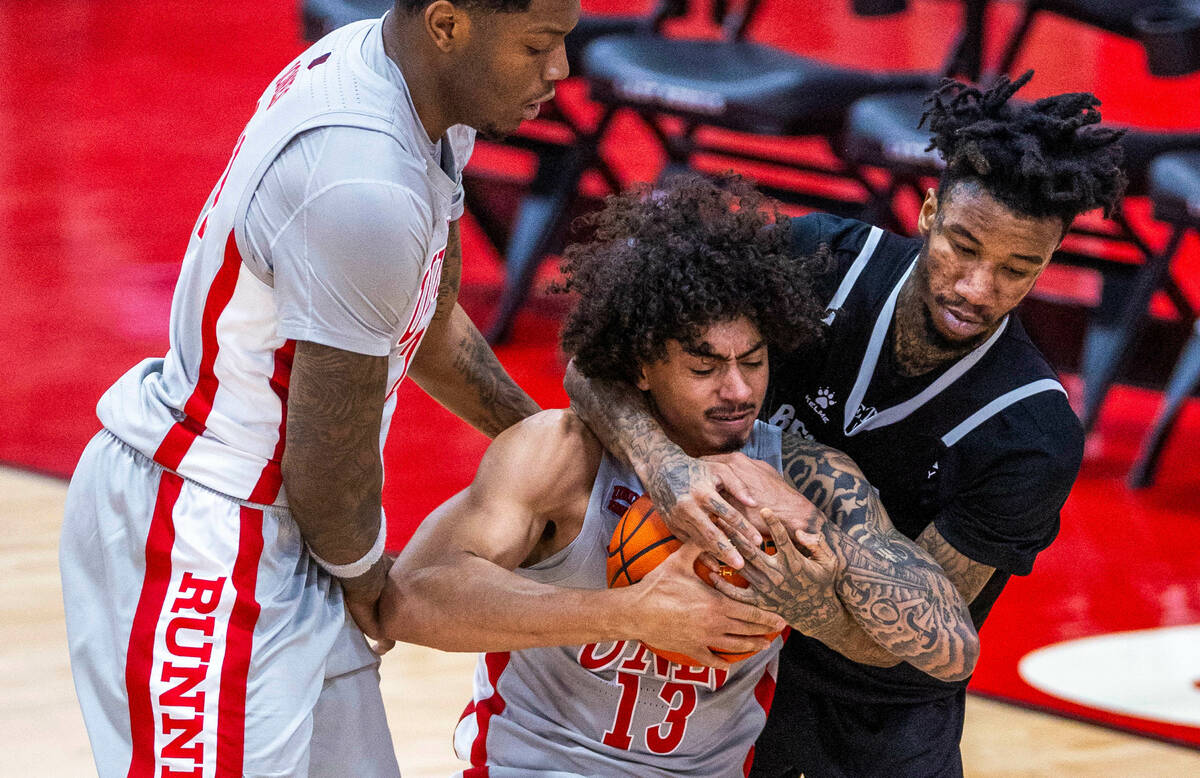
[713,433,750,455]
[476,124,510,142]
[923,300,987,353]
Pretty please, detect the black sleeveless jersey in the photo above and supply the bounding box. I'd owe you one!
[761,213,1084,705]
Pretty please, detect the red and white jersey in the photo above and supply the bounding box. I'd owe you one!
[454,422,785,777]
[98,17,473,505]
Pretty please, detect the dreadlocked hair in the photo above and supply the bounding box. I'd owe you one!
[921,70,1127,224]
[557,174,829,384]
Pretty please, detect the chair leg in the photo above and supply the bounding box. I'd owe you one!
[484,107,618,344]
[1079,225,1188,432]
[1129,320,1200,488]
[484,146,585,344]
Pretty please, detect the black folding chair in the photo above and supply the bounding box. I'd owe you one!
[579,0,939,214]
[1127,151,1200,487]
[839,0,1200,432]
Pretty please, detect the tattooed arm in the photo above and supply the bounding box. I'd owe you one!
[563,361,761,567]
[408,221,541,437]
[916,523,996,609]
[283,341,392,642]
[713,436,980,681]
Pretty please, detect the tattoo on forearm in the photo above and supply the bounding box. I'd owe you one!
[566,372,689,512]
[918,525,996,603]
[284,342,387,562]
[451,326,539,437]
[769,433,980,679]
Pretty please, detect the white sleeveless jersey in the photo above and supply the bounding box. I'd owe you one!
[96,18,473,505]
[455,422,786,777]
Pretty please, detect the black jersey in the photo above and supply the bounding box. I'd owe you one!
[751,213,1084,778]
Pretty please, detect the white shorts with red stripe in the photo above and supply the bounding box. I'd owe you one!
[61,430,401,777]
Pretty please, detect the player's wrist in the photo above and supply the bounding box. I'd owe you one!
[597,586,641,643]
[339,552,394,598]
[308,511,387,579]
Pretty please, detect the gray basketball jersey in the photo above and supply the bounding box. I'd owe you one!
[454,422,785,777]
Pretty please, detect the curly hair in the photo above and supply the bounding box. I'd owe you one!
[396,0,532,13]
[558,175,828,383]
[921,70,1127,225]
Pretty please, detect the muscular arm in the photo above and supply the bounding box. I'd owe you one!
[724,436,980,681]
[408,221,540,437]
[379,411,783,662]
[282,341,391,630]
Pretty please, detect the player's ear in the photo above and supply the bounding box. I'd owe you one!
[425,1,472,53]
[635,366,650,392]
[917,188,938,237]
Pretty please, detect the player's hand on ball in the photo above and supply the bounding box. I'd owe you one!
[646,452,763,570]
[709,509,842,638]
[704,453,825,536]
[632,543,785,668]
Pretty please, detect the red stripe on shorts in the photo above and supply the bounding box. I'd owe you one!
[125,471,184,778]
[742,661,781,777]
[464,651,511,774]
[247,339,295,505]
[153,230,244,472]
[214,506,265,777]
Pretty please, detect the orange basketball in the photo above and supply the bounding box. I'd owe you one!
[606,494,781,665]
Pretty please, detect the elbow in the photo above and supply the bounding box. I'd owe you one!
[377,568,461,652]
[928,630,981,683]
[378,574,433,647]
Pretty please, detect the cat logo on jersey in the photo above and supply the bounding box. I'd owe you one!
[805,387,837,423]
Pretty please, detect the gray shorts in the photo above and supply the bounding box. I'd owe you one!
[61,430,400,777]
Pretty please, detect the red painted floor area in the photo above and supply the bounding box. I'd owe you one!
[3,0,1198,749]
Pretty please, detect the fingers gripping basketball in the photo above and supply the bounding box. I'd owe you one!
[606,494,781,664]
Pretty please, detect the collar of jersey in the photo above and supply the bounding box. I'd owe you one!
[842,254,1009,437]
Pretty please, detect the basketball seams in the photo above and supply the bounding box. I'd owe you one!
[606,494,782,665]
[609,535,679,588]
[608,502,674,588]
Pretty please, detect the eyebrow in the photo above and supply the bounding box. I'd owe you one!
[683,340,766,361]
[525,24,572,35]
[945,224,1044,265]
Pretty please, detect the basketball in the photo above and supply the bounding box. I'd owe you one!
[606,494,781,665]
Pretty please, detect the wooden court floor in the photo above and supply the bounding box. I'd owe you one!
[7,466,1198,777]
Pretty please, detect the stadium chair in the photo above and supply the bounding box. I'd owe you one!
[579,0,939,213]
[1127,152,1200,487]
[839,0,1200,432]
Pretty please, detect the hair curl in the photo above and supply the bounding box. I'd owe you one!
[921,70,1127,225]
[558,175,828,383]
[396,0,532,13]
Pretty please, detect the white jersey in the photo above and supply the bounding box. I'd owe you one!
[454,422,786,777]
[97,16,474,505]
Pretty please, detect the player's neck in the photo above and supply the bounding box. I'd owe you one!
[892,274,979,377]
[383,12,454,142]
